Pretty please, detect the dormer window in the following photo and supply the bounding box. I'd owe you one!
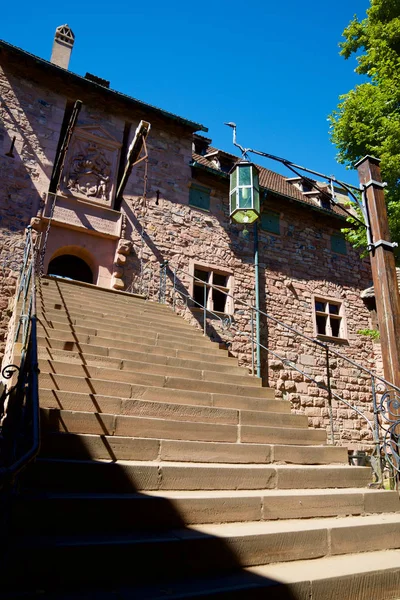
[193,134,212,156]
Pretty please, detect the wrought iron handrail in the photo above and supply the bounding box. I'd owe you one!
[0,227,40,488]
[157,260,400,487]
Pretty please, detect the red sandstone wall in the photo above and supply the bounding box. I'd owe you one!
[121,160,376,450]
[0,64,66,356]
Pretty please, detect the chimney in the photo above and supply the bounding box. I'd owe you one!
[50,24,75,69]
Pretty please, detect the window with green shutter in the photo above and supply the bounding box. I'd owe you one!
[261,210,280,235]
[331,234,347,255]
[189,184,211,211]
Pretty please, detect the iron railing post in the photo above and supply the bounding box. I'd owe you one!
[159,261,168,304]
[253,223,261,378]
[173,269,176,312]
[251,307,255,376]
[203,284,207,335]
[371,375,384,486]
[325,347,335,445]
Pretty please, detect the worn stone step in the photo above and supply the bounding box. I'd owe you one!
[39,389,306,428]
[36,325,227,356]
[40,433,347,464]
[36,334,237,367]
[41,408,319,445]
[13,551,399,600]
[9,550,399,600]
[7,513,398,590]
[39,289,177,317]
[38,304,200,334]
[36,320,219,352]
[41,278,157,304]
[37,311,215,345]
[26,459,372,493]
[39,367,273,399]
[38,373,280,411]
[36,355,259,388]
[36,345,246,376]
[249,549,400,600]
[41,408,239,443]
[13,488,400,537]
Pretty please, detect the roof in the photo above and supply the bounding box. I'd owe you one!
[0,40,208,134]
[191,146,348,220]
[361,268,400,299]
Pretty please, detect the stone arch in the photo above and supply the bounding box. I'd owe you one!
[47,245,97,284]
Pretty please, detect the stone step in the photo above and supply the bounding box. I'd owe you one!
[16,550,399,600]
[38,310,214,343]
[41,277,158,304]
[6,514,398,589]
[36,355,259,388]
[36,320,219,352]
[26,459,372,493]
[13,488,400,536]
[38,373,281,412]
[39,368,274,399]
[36,325,228,356]
[38,303,200,334]
[36,335,237,367]
[39,389,306,428]
[41,409,322,445]
[40,433,347,464]
[36,345,246,376]
[39,286,176,316]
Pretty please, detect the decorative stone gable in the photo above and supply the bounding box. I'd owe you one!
[61,125,121,206]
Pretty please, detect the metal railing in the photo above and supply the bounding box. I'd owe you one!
[156,260,400,488]
[0,227,40,488]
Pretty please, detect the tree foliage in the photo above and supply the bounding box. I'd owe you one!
[329,0,400,259]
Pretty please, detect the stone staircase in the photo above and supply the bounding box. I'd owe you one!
[5,277,400,598]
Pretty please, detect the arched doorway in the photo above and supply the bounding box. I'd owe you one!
[48,254,94,284]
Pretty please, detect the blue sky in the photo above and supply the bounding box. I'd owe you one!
[1,0,370,186]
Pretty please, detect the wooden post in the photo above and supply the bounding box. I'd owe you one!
[356,156,400,388]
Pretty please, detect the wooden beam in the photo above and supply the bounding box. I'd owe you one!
[116,120,151,202]
[356,156,400,388]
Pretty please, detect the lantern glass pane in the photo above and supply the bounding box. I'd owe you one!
[252,169,259,190]
[239,187,252,209]
[253,187,260,213]
[230,168,237,191]
[230,190,237,213]
[239,166,251,186]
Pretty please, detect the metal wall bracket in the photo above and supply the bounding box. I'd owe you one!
[363,180,388,190]
[367,239,399,252]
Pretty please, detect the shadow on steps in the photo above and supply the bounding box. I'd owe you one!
[3,427,301,599]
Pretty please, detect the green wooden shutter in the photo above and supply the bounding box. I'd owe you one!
[331,234,347,255]
[189,185,211,210]
[261,210,280,235]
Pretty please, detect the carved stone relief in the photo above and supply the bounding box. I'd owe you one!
[61,126,121,207]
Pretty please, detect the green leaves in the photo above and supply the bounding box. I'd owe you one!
[329,0,400,262]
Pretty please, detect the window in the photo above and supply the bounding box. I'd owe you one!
[189,184,211,211]
[320,197,331,210]
[331,233,347,255]
[313,297,346,340]
[261,210,280,235]
[191,265,233,314]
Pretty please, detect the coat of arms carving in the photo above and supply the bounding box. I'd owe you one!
[61,125,121,206]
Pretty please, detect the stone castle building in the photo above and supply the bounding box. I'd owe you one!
[0,26,380,448]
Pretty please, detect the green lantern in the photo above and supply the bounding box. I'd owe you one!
[229,161,260,224]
